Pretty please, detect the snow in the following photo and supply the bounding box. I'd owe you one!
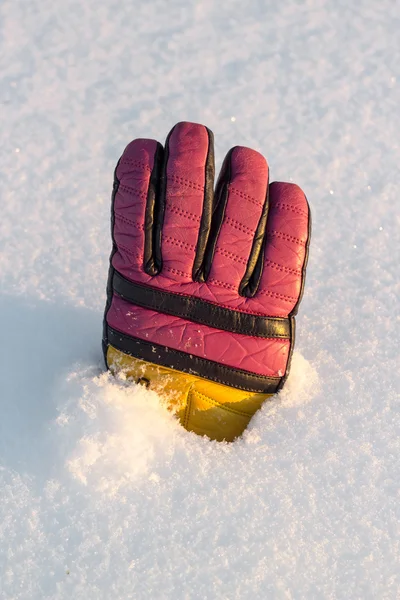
[0,0,399,598]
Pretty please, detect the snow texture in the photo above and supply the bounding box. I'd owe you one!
[0,0,399,598]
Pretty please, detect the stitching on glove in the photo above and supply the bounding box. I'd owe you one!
[117,244,142,260]
[207,277,237,291]
[169,173,204,192]
[266,229,306,245]
[264,259,301,275]
[164,266,191,278]
[167,204,201,222]
[228,186,263,208]
[164,236,196,251]
[114,213,144,230]
[215,247,247,264]
[258,288,296,302]
[118,183,147,200]
[193,390,253,418]
[224,216,254,236]
[272,202,308,217]
[119,158,151,172]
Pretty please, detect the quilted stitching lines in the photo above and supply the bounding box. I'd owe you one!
[164,236,196,252]
[118,183,147,200]
[266,229,306,245]
[167,204,201,223]
[119,157,152,172]
[215,247,247,265]
[114,212,144,230]
[272,202,308,217]
[224,215,254,236]
[228,185,264,208]
[169,173,204,192]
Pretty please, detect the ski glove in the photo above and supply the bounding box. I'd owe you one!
[103,122,311,442]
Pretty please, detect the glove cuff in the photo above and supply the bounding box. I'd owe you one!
[107,345,272,442]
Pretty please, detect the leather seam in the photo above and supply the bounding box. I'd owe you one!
[215,247,247,264]
[264,259,301,275]
[192,390,253,418]
[119,158,152,172]
[224,215,254,236]
[258,288,296,302]
[106,329,282,392]
[164,236,196,252]
[272,202,308,217]
[164,265,191,279]
[207,277,237,291]
[267,229,306,245]
[228,186,263,208]
[114,213,145,230]
[117,244,142,260]
[169,173,204,192]
[118,183,148,200]
[167,204,201,222]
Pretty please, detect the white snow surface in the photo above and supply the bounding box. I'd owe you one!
[0,0,399,598]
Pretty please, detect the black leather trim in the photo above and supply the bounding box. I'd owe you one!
[144,142,164,275]
[202,147,233,281]
[152,126,175,275]
[113,270,290,339]
[106,326,282,393]
[239,170,270,298]
[192,127,215,281]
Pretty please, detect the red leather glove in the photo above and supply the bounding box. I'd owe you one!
[103,122,311,441]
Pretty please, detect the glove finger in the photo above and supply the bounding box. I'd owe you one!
[112,138,163,277]
[159,122,214,282]
[256,182,311,316]
[205,146,269,295]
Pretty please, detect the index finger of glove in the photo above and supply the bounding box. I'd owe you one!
[112,138,163,275]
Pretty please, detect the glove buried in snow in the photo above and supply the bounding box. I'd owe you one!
[103,122,311,442]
